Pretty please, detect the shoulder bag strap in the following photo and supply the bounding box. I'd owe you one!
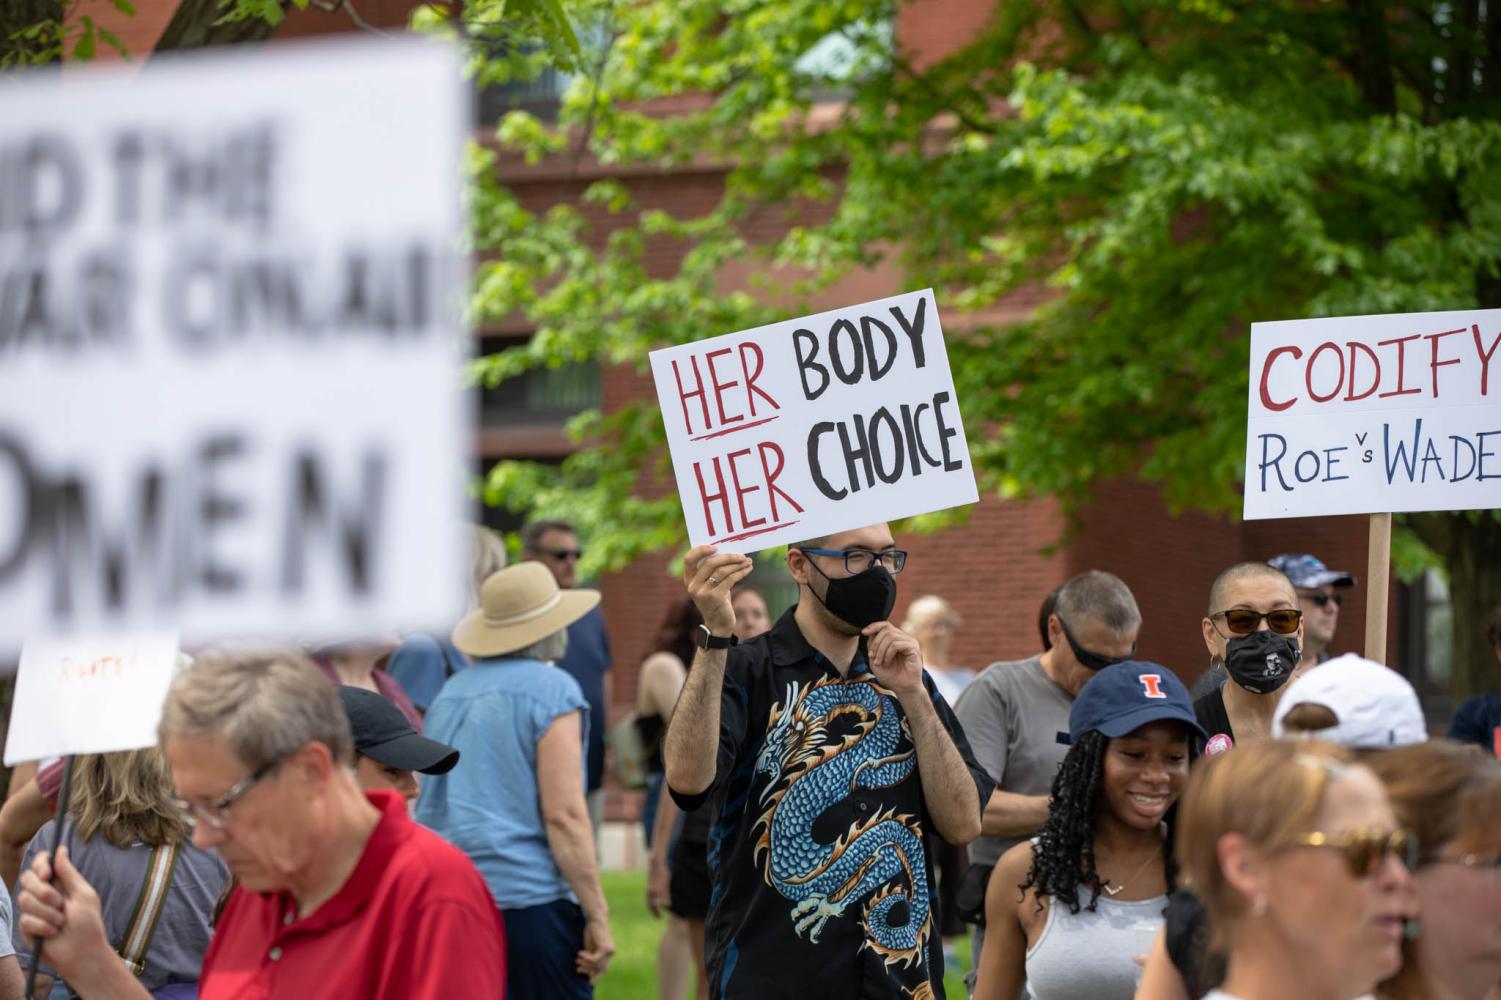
[117,842,181,976]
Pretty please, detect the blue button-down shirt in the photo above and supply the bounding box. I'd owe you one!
[415,656,590,910]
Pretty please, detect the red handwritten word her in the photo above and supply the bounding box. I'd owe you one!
[670,339,803,543]
[1259,324,1501,411]
[671,341,781,439]
[692,442,805,542]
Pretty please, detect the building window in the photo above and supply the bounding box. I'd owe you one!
[474,18,615,124]
[476,335,601,428]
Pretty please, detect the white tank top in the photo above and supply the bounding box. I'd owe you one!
[1024,888,1166,1000]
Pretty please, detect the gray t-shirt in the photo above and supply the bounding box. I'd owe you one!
[953,655,1073,866]
[14,822,228,993]
[0,880,14,960]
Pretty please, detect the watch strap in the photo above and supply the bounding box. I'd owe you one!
[696,624,738,650]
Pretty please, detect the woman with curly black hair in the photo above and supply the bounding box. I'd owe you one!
[974,661,1205,1000]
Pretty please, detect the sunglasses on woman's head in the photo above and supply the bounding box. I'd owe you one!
[1210,608,1302,635]
[1287,828,1419,878]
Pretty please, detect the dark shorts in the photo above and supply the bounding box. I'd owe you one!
[668,836,711,920]
[500,899,592,1000]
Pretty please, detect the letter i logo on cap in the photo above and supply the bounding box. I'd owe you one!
[1138,674,1166,699]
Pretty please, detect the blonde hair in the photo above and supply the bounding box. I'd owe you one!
[1177,740,1355,935]
[468,525,507,603]
[902,594,960,633]
[72,748,190,849]
[1368,740,1501,859]
[159,649,353,770]
[1367,741,1501,1000]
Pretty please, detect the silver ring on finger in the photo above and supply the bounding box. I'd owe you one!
[709,576,720,585]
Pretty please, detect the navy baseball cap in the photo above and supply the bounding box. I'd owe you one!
[1268,553,1356,590]
[1067,661,1206,744]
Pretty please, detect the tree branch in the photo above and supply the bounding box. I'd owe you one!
[309,0,390,37]
[153,0,286,54]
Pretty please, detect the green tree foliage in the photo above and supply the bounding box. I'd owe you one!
[474,0,1501,694]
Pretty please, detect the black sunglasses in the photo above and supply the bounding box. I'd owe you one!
[1211,608,1302,635]
[1057,617,1134,671]
[1306,593,1343,609]
[543,548,582,561]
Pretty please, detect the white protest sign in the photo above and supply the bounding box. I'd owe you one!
[649,289,979,551]
[1244,309,1501,519]
[5,633,180,765]
[0,38,469,650]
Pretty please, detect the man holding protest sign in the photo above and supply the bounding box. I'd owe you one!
[15,650,507,999]
[664,524,993,998]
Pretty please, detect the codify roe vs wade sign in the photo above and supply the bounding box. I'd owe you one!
[1245,309,1501,519]
[0,39,469,650]
[650,290,979,551]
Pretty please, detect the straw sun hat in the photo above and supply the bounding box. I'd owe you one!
[452,562,599,659]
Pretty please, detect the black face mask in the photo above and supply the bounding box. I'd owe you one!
[804,559,897,630]
[1224,630,1301,695]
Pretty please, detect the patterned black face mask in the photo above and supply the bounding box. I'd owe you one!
[1225,630,1301,695]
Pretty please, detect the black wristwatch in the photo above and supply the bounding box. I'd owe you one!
[695,624,738,650]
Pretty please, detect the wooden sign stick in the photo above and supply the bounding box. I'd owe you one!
[1365,512,1393,663]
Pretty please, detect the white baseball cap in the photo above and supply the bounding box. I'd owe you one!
[1272,653,1428,749]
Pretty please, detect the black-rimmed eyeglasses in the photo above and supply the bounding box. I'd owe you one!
[796,547,908,575]
[170,757,281,831]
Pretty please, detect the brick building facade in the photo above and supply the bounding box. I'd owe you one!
[82,0,1449,827]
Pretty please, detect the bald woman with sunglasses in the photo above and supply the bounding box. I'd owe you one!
[1193,563,1307,749]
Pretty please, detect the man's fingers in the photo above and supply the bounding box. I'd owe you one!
[25,849,53,885]
[693,553,751,587]
[723,561,755,586]
[683,545,718,585]
[52,845,93,901]
[17,910,62,938]
[18,869,63,915]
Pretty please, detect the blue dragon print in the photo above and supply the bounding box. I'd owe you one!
[752,674,934,995]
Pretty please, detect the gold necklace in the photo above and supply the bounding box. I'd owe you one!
[1101,846,1161,897]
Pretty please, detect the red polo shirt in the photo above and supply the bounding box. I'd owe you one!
[200,790,506,999]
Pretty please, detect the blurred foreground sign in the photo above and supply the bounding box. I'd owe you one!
[1244,309,1501,519]
[650,290,979,551]
[5,633,179,764]
[0,39,469,651]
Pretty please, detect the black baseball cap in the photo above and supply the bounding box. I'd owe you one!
[337,687,460,775]
[1066,660,1206,744]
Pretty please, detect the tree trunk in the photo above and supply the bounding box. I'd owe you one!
[153,0,288,54]
[0,0,63,67]
[1404,511,1501,700]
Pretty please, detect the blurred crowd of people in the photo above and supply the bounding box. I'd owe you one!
[0,520,1498,1000]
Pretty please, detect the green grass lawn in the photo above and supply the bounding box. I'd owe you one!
[596,869,972,999]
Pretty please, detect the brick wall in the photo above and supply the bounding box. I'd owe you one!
[80,0,1402,829]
